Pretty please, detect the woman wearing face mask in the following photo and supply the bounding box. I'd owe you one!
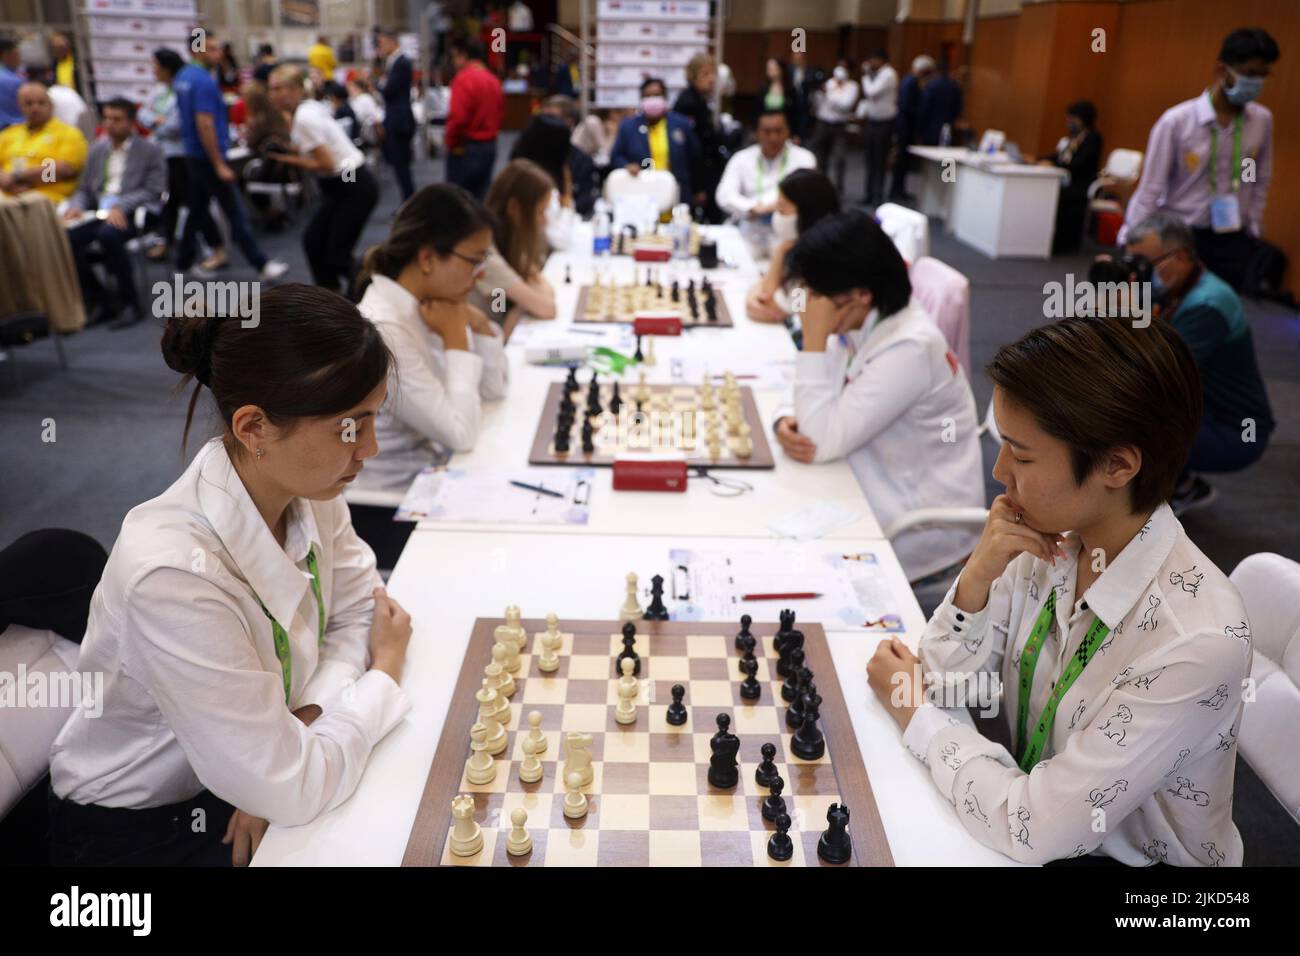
[867,315,1252,867]
[1040,99,1101,254]
[608,76,702,208]
[745,168,839,323]
[1117,28,1279,291]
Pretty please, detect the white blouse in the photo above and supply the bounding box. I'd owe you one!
[906,503,1252,866]
[49,439,410,825]
[355,274,509,493]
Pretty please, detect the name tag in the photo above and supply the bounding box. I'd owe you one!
[1210,194,1242,234]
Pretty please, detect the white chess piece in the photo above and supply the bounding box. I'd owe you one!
[615,657,639,724]
[527,710,547,754]
[506,808,533,856]
[562,731,594,788]
[734,422,753,458]
[449,793,483,857]
[537,628,560,673]
[480,673,511,723]
[465,722,497,785]
[518,736,544,783]
[562,771,589,819]
[476,680,509,754]
[504,605,528,651]
[644,335,656,367]
[618,571,643,622]
[493,637,521,675]
[488,644,516,697]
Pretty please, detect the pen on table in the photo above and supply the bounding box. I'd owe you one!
[509,479,565,498]
[741,592,822,601]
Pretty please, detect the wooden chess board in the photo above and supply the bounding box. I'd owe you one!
[527,381,776,469]
[573,281,734,328]
[401,618,893,867]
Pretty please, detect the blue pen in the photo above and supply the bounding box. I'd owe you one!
[509,479,564,498]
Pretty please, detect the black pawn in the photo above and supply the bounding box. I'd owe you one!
[643,574,669,621]
[739,656,761,700]
[817,803,852,864]
[580,419,595,454]
[761,774,786,822]
[791,694,826,761]
[781,647,806,701]
[767,811,794,862]
[665,683,688,725]
[617,621,640,676]
[755,742,778,787]
[609,382,623,415]
[634,335,644,362]
[564,367,579,394]
[734,613,753,650]
[786,677,813,729]
[671,279,680,303]
[737,634,757,676]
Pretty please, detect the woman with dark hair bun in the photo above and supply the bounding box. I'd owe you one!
[48,284,412,867]
[745,167,840,323]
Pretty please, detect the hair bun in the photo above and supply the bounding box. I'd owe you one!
[161,315,219,384]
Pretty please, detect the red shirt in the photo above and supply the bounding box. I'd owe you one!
[445,61,504,151]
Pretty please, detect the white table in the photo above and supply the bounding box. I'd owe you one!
[949,160,1067,260]
[252,530,1022,867]
[907,146,1010,223]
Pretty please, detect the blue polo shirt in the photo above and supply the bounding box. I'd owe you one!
[0,65,22,130]
[173,62,228,160]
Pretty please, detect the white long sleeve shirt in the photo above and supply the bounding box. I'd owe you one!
[815,77,860,125]
[905,503,1251,866]
[858,65,899,122]
[784,301,983,579]
[715,142,817,221]
[355,274,509,493]
[545,188,577,252]
[49,439,411,824]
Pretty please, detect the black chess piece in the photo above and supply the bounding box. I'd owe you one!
[775,610,804,678]
[671,279,680,303]
[644,269,653,288]
[643,574,669,621]
[707,713,740,789]
[785,674,812,729]
[581,419,595,453]
[774,608,793,654]
[739,656,761,700]
[738,636,756,676]
[755,742,778,787]
[564,264,572,284]
[791,692,826,761]
[554,431,571,453]
[767,811,794,862]
[616,621,640,676]
[761,774,786,822]
[634,335,644,362]
[734,613,753,650]
[609,382,623,415]
[817,803,852,864]
[666,683,688,726]
[564,367,579,394]
[781,647,806,701]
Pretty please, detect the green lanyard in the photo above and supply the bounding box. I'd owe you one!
[756,147,789,196]
[1014,588,1110,772]
[256,546,325,705]
[1205,91,1244,195]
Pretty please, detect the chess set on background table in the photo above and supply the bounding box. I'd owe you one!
[572,269,733,328]
[402,574,891,867]
[528,366,775,469]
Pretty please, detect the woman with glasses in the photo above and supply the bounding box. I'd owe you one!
[353,185,509,507]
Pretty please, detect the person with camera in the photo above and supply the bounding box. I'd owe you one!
[1119,213,1274,514]
[1117,28,1279,292]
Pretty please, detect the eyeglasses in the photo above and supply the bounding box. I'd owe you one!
[449,249,490,268]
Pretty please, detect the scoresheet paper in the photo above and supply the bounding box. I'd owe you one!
[396,467,594,524]
[666,547,905,630]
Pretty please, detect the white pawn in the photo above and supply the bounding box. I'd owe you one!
[449,794,483,857]
[506,808,532,857]
[465,722,497,785]
[615,656,639,725]
[734,422,753,459]
[619,572,643,622]
[538,617,561,673]
[526,710,547,755]
[518,736,544,784]
[644,335,656,367]
[562,771,589,819]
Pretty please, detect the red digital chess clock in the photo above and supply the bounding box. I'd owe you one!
[612,458,688,492]
[633,313,682,336]
[633,246,673,262]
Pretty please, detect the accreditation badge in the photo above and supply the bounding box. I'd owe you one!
[1210,194,1242,234]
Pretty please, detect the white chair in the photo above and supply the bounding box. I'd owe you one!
[1086,148,1144,223]
[876,202,930,263]
[1230,552,1300,826]
[909,255,971,376]
[602,167,679,215]
[977,129,1006,154]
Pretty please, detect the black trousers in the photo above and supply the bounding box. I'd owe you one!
[48,786,235,866]
[382,127,415,200]
[176,157,267,272]
[157,155,222,250]
[67,219,139,313]
[1193,227,1255,292]
[809,121,849,192]
[304,166,379,294]
[446,139,497,201]
[862,118,894,205]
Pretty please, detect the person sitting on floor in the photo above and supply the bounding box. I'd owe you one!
[62,97,165,329]
[1122,211,1274,513]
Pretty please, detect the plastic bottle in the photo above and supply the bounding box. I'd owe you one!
[592,199,611,256]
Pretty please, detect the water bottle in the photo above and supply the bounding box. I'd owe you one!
[939,123,952,147]
[592,199,611,256]
[671,203,692,261]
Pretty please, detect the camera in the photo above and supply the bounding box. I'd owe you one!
[1088,254,1152,286]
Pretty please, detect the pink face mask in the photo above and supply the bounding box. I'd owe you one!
[641,95,667,119]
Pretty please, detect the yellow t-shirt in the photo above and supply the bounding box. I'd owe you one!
[0,117,89,202]
[308,44,337,75]
[647,118,669,173]
[56,56,75,90]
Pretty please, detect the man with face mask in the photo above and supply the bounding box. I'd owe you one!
[808,59,859,193]
[1118,28,1279,292]
[715,109,816,259]
[608,76,701,205]
[1122,212,1274,514]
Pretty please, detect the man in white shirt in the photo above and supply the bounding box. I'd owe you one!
[715,108,816,260]
[867,316,1250,866]
[809,58,859,192]
[858,49,898,207]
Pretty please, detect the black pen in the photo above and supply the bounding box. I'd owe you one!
[509,479,565,498]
